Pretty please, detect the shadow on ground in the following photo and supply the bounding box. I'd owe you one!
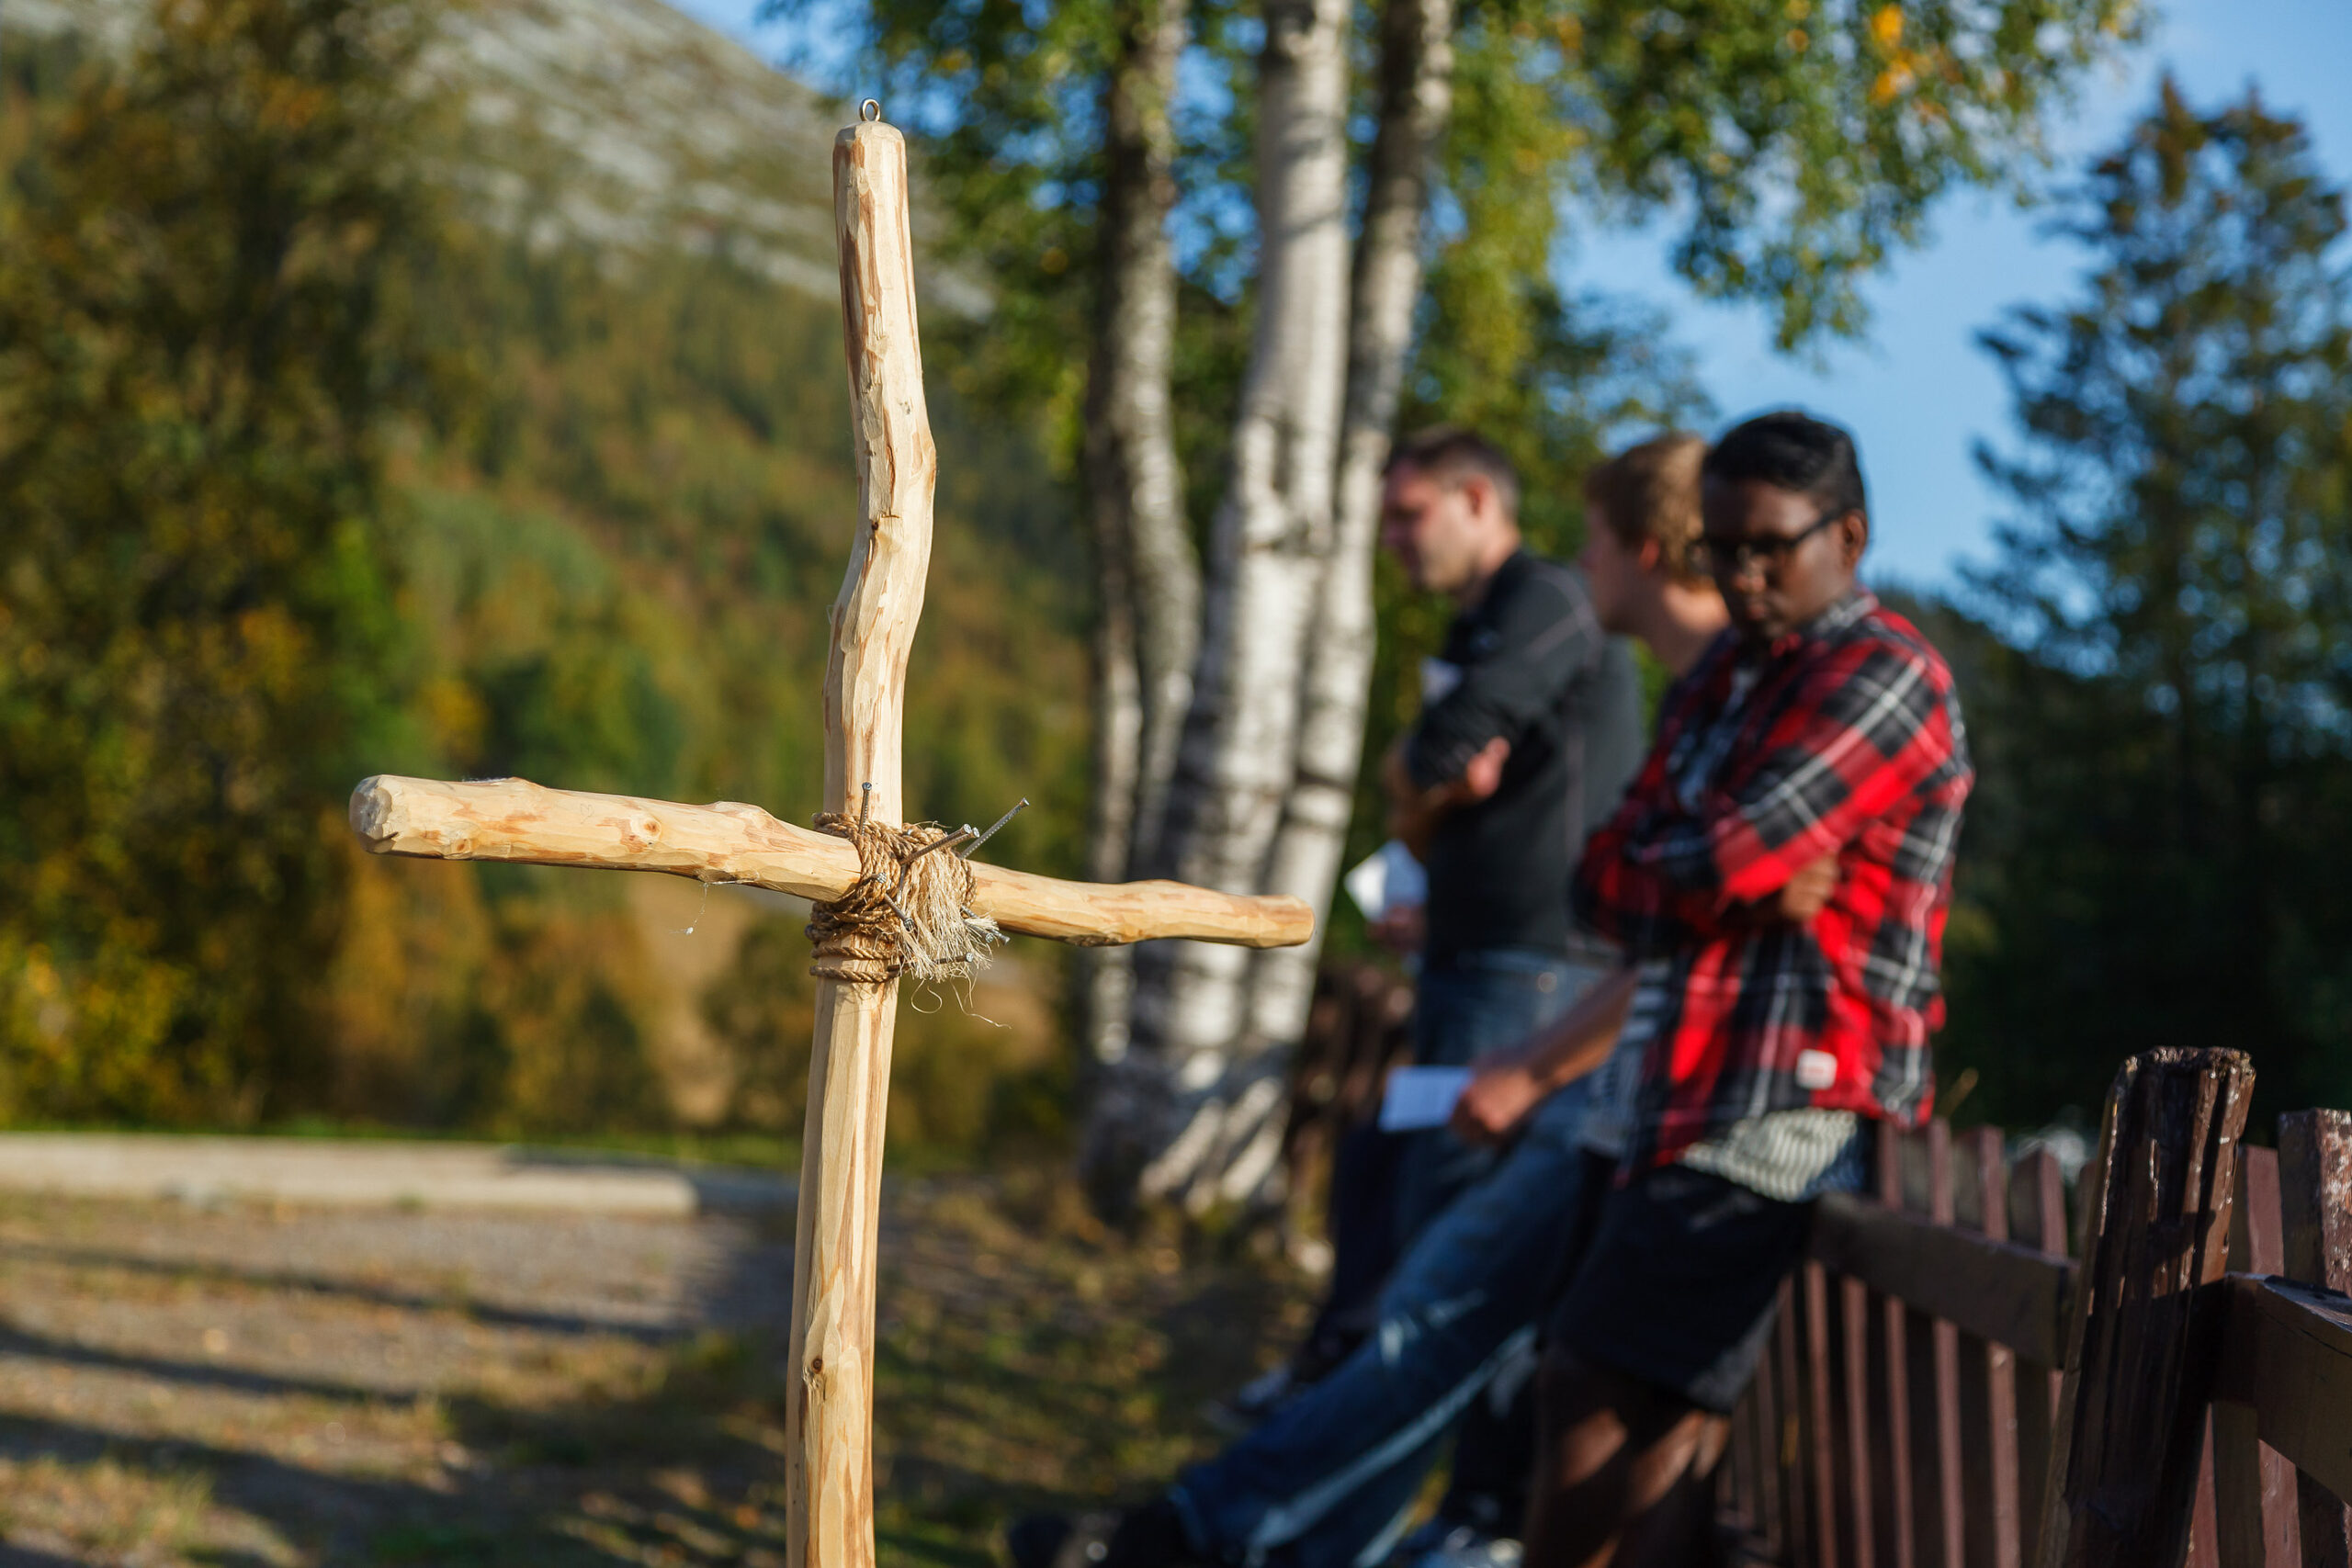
[0,1171,1312,1566]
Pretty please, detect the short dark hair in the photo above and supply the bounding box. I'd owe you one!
[1702,411,1867,520]
[1385,425,1521,518]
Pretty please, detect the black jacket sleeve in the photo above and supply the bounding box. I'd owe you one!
[1404,564,1605,789]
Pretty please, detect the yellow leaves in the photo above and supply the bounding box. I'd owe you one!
[1786,0,1810,17]
[1513,144,1544,176]
[420,675,487,761]
[1555,17,1582,51]
[1786,28,1809,53]
[1869,39,1940,107]
[1866,4,1913,99]
[1040,246,1068,276]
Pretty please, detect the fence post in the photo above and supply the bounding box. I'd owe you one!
[2212,1145,2297,1568]
[2278,1110,2352,1568]
[2035,1048,2256,1568]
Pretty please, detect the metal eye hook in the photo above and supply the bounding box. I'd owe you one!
[860,98,882,124]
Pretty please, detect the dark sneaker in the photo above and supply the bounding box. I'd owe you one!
[1102,1498,1197,1568]
[1006,1511,1082,1568]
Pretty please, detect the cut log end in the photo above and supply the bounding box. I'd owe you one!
[349,774,421,852]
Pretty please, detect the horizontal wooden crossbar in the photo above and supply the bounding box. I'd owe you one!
[1808,1190,2076,1366]
[2213,1272,2352,1505]
[351,775,1316,951]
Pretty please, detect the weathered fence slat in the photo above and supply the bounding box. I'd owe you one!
[1958,1126,2023,1568]
[1877,1124,1919,1568]
[1773,1276,1812,1566]
[2213,1145,2298,1568]
[2009,1146,2069,1568]
[1912,1122,1965,1568]
[1807,1258,1842,1568]
[2035,1048,2256,1568]
[1807,1196,2072,1367]
[2213,1276,2352,1506]
[2278,1111,2352,1568]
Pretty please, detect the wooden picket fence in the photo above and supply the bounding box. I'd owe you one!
[1720,1048,2352,1568]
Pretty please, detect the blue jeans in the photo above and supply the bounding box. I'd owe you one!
[1172,1068,1600,1568]
[1393,951,1595,1252]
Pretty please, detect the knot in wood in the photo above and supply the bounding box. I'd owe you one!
[805,811,1003,986]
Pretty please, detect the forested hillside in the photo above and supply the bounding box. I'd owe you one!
[0,0,1090,1147]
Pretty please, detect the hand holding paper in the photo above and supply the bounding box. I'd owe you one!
[1378,1066,1472,1133]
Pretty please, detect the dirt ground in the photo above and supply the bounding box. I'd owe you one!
[0,1173,1311,1566]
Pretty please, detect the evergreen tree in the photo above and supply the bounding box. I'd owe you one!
[1947,80,2352,1124]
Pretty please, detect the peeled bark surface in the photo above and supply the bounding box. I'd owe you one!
[789,119,935,1568]
[1079,0,1196,1071]
[1096,0,1355,1213]
[1245,0,1454,1052]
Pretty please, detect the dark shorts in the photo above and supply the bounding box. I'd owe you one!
[1544,1163,1815,1415]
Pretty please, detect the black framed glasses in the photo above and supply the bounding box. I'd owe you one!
[1690,510,1847,578]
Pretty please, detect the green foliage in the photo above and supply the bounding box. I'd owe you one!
[788,0,2144,445]
[320,235,1092,1142]
[0,0,440,1120]
[1933,81,2352,1128]
[0,0,1095,1141]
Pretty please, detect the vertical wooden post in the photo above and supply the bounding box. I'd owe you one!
[1806,1257,1843,1568]
[2278,1111,2352,1568]
[2213,1145,2297,1568]
[1904,1121,1965,1568]
[1876,1122,1919,1568]
[2035,1048,2256,1568]
[1777,1278,1815,1567]
[1959,1126,2023,1568]
[786,115,937,1568]
[2008,1146,2069,1566]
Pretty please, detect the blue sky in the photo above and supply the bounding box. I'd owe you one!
[672,0,2352,592]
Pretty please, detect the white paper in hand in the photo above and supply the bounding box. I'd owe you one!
[1378,1066,1472,1133]
[1343,839,1429,922]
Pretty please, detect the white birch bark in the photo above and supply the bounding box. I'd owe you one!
[1097,0,1355,1211]
[1244,0,1454,1051]
[1077,0,1196,1070]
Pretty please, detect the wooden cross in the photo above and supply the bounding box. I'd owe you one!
[346,115,1313,1568]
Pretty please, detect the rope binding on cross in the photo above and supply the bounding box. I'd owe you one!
[806,810,1004,985]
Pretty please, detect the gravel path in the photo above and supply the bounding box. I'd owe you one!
[0,1190,794,1565]
[0,1177,1306,1567]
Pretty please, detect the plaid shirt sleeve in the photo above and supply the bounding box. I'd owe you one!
[1571,689,1727,957]
[1575,638,1960,951]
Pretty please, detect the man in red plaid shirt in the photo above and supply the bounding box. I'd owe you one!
[1523,412,1972,1567]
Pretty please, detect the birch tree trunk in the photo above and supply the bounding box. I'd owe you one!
[1244,0,1453,1050]
[1089,0,1355,1213]
[1078,0,1197,1071]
